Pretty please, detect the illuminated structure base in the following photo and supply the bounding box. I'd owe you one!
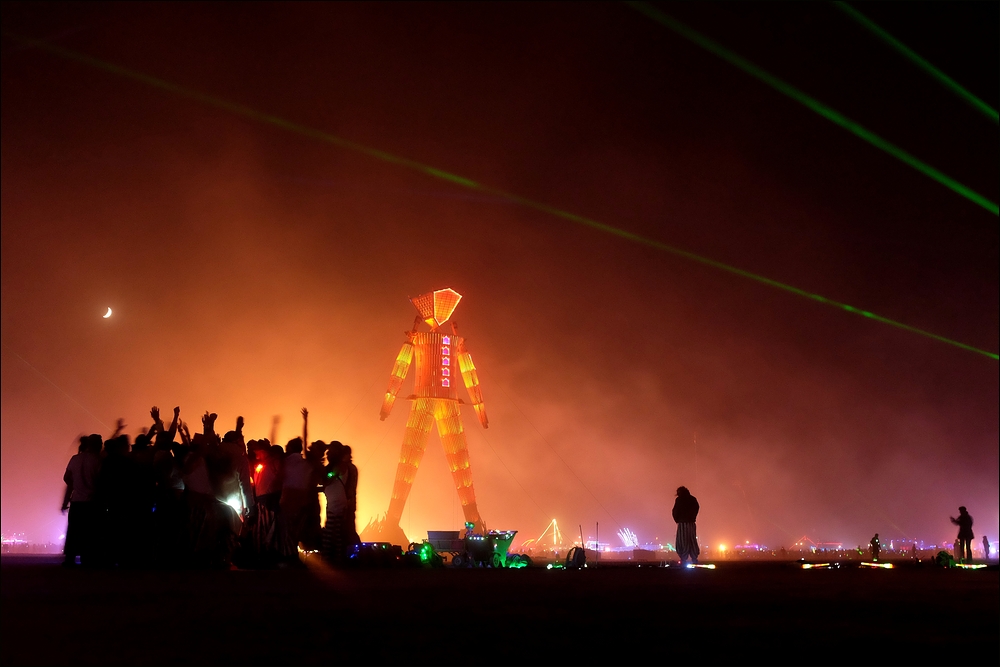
[359,516,411,548]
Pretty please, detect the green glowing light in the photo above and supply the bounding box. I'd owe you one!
[625,2,999,216]
[833,2,998,123]
[419,542,436,564]
[5,31,995,361]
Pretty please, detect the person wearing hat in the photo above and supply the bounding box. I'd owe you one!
[950,507,974,563]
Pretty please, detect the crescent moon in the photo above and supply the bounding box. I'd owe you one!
[103,307,113,319]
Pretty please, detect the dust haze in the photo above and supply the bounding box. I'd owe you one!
[2,2,997,550]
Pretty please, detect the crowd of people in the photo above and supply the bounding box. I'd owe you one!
[61,406,358,569]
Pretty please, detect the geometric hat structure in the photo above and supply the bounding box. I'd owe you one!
[410,287,463,328]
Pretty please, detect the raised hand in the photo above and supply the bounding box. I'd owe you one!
[173,406,181,418]
[301,408,308,420]
[236,416,244,433]
[270,415,280,445]
[151,406,161,422]
[109,417,126,439]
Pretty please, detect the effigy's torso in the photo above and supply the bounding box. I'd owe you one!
[411,331,462,400]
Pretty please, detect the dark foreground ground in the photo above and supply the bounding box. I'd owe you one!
[2,556,997,666]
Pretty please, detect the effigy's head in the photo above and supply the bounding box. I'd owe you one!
[410,287,462,329]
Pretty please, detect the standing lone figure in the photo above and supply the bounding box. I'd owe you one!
[672,486,700,564]
[869,533,881,561]
[982,535,990,561]
[950,507,974,563]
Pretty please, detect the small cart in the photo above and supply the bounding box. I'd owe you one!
[425,529,520,568]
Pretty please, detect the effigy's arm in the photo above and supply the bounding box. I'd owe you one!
[457,340,488,429]
[380,341,414,420]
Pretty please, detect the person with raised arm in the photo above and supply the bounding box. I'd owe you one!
[108,417,126,442]
[280,408,315,557]
[182,413,224,567]
[151,410,186,566]
[302,438,328,552]
[220,415,252,518]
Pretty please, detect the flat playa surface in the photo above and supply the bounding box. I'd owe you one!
[2,556,997,665]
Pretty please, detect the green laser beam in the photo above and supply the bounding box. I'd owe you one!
[626,2,999,217]
[833,1,998,123]
[4,31,996,361]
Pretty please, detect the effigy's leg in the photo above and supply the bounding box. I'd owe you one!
[386,398,435,527]
[435,400,484,531]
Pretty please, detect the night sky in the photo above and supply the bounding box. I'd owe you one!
[2,2,997,550]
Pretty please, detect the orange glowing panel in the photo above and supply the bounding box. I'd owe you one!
[410,288,463,328]
[410,332,459,400]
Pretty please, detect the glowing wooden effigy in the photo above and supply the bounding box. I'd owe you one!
[367,288,489,545]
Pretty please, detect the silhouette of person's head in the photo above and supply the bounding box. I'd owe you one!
[106,435,129,456]
[958,506,968,514]
[306,441,326,463]
[327,441,345,467]
[676,486,690,497]
[154,424,176,448]
[191,433,208,454]
[286,438,303,454]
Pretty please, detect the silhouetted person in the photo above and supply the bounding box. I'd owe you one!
[62,435,101,566]
[302,439,328,551]
[983,535,990,561]
[95,434,143,567]
[181,413,238,568]
[671,486,700,564]
[220,417,252,518]
[322,442,349,565]
[151,429,185,566]
[248,444,287,566]
[869,533,881,561]
[281,421,315,553]
[130,408,173,564]
[342,445,360,549]
[950,507,974,563]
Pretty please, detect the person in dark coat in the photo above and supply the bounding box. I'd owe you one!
[950,507,974,563]
[671,486,700,564]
